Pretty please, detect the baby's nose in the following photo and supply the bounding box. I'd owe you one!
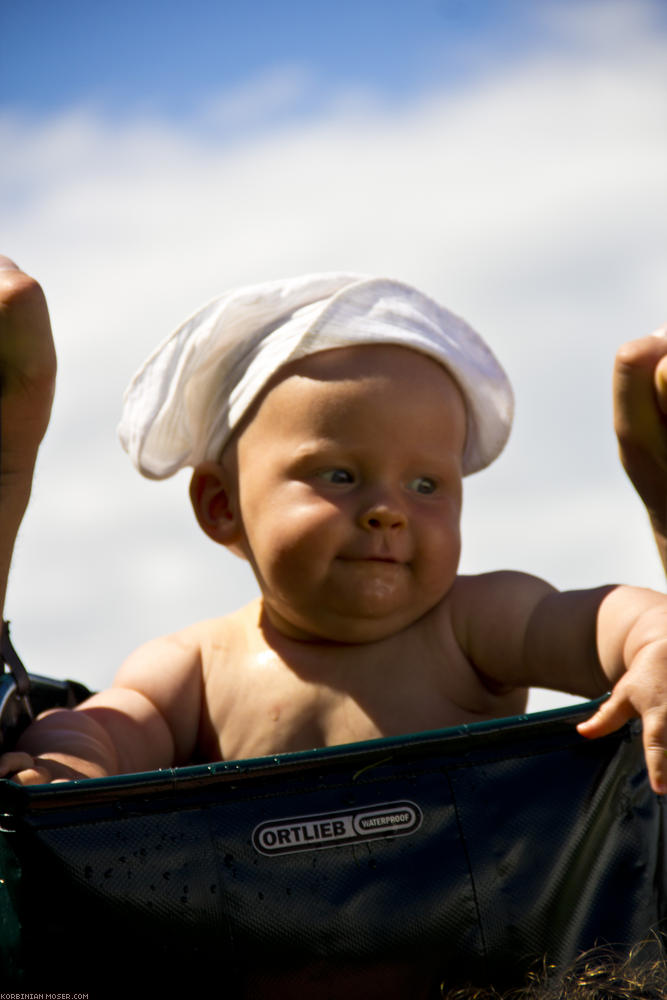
[359,503,407,531]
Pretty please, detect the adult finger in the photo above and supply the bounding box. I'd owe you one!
[614,333,667,443]
[655,349,667,417]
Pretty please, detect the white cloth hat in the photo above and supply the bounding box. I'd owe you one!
[118,273,513,478]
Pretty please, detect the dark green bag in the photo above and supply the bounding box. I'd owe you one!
[0,677,664,998]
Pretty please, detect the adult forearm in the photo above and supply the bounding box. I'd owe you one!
[0,471,35,618]
[0,258,57,618]
[648,516,667,578]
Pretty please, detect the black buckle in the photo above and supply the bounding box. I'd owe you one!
[1,620,33,722]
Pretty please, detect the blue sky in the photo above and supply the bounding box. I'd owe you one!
[2,1,667,710]
[1,0,603,122]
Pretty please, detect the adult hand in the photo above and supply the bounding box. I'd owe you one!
[614,329,667,574]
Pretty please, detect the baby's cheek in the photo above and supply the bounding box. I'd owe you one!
[418,525,460,591]
[277,503,338,553]
[264,527,325,593]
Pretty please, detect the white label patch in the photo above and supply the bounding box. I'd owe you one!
[252,800,422,855]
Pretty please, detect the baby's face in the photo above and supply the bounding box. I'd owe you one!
[233,344,466,643]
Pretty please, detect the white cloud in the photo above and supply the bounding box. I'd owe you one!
[2,1,666,717]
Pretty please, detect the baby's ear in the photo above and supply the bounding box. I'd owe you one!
[189,462,242,547]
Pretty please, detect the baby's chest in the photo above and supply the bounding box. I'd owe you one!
[204,669,383,761]
[198,649,506,764]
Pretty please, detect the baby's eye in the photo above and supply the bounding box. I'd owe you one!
[318,468,354,485]
[408,476,438,495]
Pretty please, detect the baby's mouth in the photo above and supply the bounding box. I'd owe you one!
[337,554,406,566]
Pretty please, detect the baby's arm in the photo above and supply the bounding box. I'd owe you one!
[0,629,203,784]
[452,573,667,794]
[614,329,667,574]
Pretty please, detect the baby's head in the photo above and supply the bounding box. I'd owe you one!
[191,343,467,641]
[118,274,513,641]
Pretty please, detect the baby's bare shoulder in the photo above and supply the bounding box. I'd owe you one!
[110,613,244,765]
[396,580,529,719]
[116,622,205,681]
[113,614,246,712]
[434,571,555,692]
[447,571,555,633]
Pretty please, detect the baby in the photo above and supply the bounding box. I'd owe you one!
[1,273,666,792]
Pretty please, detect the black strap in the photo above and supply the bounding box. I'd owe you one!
[1,620,33,720]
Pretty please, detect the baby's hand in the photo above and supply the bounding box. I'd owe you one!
[577,639,667,795]
[0,748,95,784]
[0,750,58,785]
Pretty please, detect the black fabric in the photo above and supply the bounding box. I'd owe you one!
[0,691,664,998]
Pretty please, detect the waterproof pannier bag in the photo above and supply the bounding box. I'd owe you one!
[0,676,664,998]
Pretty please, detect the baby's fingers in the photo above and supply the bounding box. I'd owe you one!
[640,706,667,795]
[0,751,58,785]
[576,694,634,741]
[0,750,34,777]
[577,698,667,795]
[0,750,39,784]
